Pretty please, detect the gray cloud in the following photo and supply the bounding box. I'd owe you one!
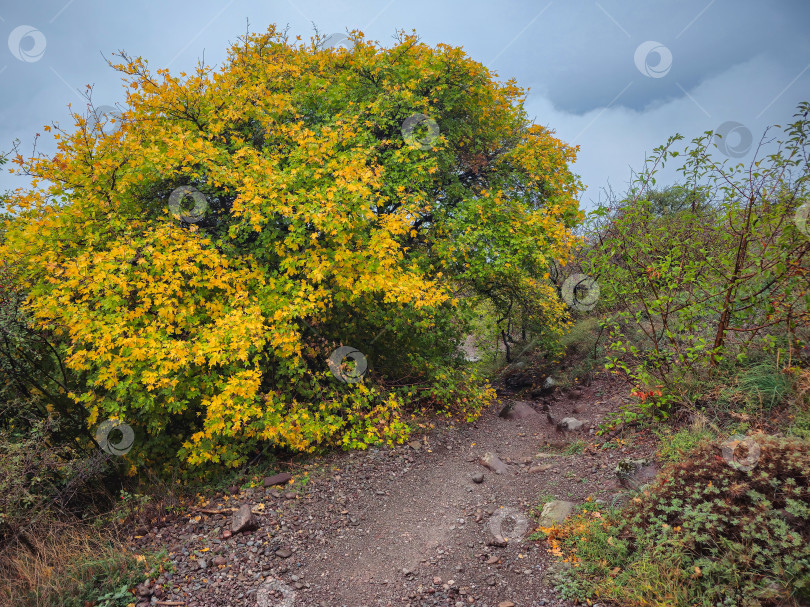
[1,0,808,209]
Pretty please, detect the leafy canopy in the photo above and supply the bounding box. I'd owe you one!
[1,26,581,470]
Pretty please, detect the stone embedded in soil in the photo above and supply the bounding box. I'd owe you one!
[499,401,542,422]
[231,504,258,534]
[275,547,293,558]
[487,535,508,547]
[616,458,658,490]
[263,473,292,487]
[532,376,556,397]
[472,472,484,483]
[499,601,516,607]
[537,500,576,527]
[480,452,509,474]
[136,582,152,597]
[528,464,553,473]
[408,440,422,451]
[557,417,584,432]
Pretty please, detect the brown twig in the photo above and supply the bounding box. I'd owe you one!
[192,508,234,515]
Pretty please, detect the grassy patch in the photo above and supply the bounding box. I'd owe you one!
[788,408,810,441]
[654,426,713,462]
[563,439,587,455]
[719,361,795,412]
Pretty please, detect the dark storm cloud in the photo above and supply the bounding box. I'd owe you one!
[1,0,808,208]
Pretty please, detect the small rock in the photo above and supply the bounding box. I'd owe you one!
[616,458,658,490]
[284,491,297,499]
[528,464,552,473]
[213,556,227,566]
[486,555,500,565]
[537,500,576,527]
[409,440,422,451]
[197,559,208,570]
[498,602,515,607]
[263,473,292,488]
[499,401,542,422]
[231,504,258,534]
[472,473,484,484]
[487,536,508,547]
[136,583,152,597]
[275,547,293,558]
[557,417,584,432]
[480,452,509,475]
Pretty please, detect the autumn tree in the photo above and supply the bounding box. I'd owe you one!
[1,26,581,471]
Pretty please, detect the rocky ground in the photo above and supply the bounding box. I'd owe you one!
[128,373,659,607]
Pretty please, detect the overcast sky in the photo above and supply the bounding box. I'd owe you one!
[1,0,808,209]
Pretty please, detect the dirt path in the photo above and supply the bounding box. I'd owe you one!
[129,377,652,607]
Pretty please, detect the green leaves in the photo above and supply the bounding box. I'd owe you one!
[1,26,581,471]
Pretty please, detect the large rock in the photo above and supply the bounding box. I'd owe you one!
[480,452,510,475]
[615,458,658,491]
[231,504,258,534]
[498,401,542,421]
[537,500,576,527]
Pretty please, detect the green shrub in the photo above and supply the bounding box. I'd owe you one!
[542,434,810,606]
[583,102,810,418]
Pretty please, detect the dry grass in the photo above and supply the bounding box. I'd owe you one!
[0,518,150,607]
